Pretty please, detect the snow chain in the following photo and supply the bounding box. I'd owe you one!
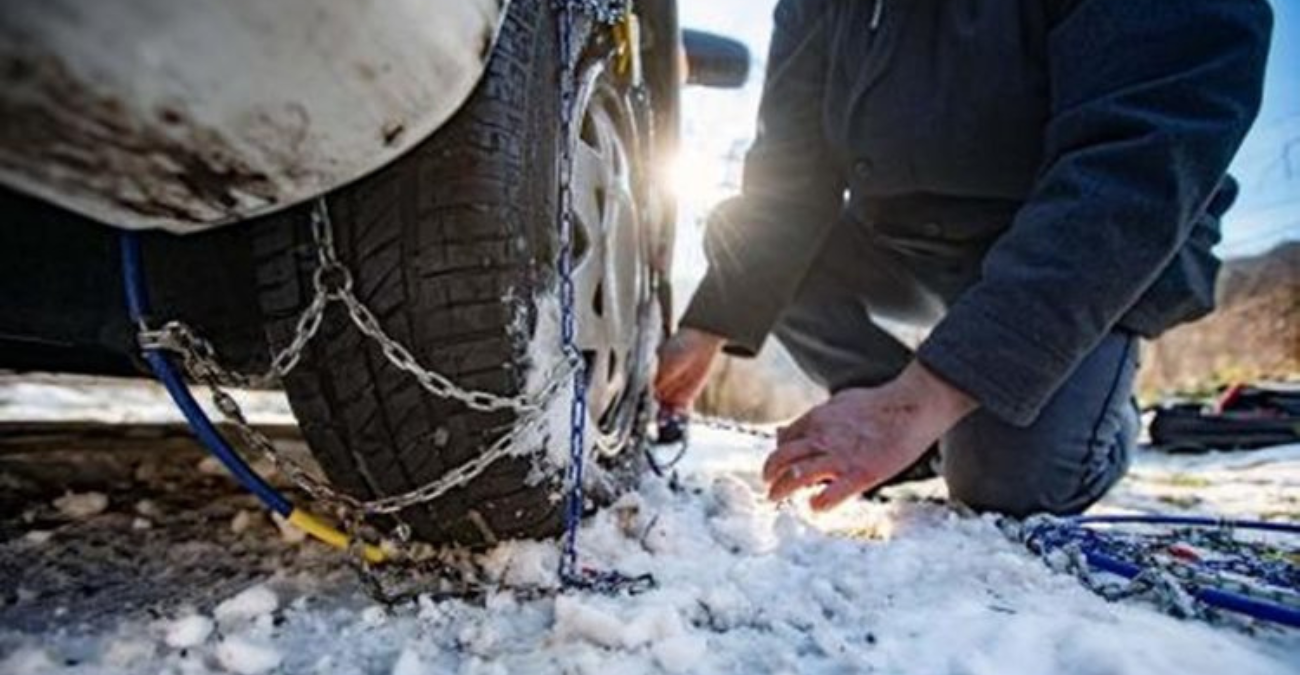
[555,0,654,595]
[132,0,654,600]
[1018,515,1300,628]
[140,201,576,521]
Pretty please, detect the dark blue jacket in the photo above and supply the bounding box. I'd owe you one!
[681,0,1273,425]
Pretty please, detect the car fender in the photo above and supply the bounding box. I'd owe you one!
[0,0,505,233]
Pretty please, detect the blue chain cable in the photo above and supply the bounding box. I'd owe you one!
[1024,514,1300,628]
[121,1,648,591]
[555,0,653,595]
[120,231,385,563]
[555,0,587,587]
[120,232,291,517]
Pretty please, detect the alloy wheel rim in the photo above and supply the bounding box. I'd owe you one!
[568,60,654,452]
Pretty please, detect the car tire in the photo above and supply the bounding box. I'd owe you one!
[252,1,662,546]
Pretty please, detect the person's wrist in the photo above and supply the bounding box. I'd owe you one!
[680,326,726,352]
[897,360,978,425]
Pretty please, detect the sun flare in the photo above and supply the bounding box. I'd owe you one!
[664,148,736,211]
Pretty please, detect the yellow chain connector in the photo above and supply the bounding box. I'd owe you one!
[288,508,387,564]
[613,12,642,83]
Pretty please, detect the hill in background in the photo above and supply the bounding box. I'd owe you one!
[1139,240,1300,398]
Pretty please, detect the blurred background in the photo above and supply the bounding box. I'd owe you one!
[673,0,1300,421]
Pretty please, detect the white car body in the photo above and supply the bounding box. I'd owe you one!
[0,0,505,233]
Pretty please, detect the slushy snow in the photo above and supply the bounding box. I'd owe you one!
[1,428,1297,674]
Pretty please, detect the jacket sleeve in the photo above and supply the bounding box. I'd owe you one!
[916,0,1271,425]
[679,0,845,356]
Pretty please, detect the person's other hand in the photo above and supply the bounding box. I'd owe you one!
[654,327,725,413]
[762,361,977,511]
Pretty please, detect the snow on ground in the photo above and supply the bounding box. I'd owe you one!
[0,376,293,426]
[1105,443,1300,519]
[0,378,1298,674]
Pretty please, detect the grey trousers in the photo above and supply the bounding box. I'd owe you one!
[772,218,1138,516]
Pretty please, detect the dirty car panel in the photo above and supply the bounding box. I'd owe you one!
[0,0,505,234]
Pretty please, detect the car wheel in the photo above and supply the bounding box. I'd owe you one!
[253,1,665,546]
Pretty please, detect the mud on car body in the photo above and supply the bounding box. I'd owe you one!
[0,0,749,545]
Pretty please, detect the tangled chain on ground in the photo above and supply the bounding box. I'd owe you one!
[1015,515,1300,629]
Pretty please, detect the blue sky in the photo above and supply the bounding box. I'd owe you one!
[1225,0,1300,256]
[679,0,1300,258]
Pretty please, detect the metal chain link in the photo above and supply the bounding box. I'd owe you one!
[157,207,586,522]
[133,0,648,597]
[646,412,775,476]
[692,414,778,440]
[144,198,579,519]
[554,0,654,594]
[312,201,579,415]
[1051,539,1206,621]
[142,206,576,416]
[1018,515,1300,627]
[571,0,632,23]
[556,0,587,583]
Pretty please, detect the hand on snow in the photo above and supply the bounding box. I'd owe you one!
[763,361,977,511]
[654,327,725,412]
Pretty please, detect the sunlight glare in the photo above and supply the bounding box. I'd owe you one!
[665,148,734,210]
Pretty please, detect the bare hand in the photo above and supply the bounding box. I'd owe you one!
[654,327,725,413]
[762,361,977,511]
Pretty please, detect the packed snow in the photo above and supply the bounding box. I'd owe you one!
[212,586,279,626]
[164,616,214,650]
[2,393,1298,675]
[214,636,282,675]
[0,376,293,426]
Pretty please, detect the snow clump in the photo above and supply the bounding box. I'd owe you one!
[164,614,214,649]
[213,585,278,625]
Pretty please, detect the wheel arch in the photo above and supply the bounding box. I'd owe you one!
[0,0,508,234]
